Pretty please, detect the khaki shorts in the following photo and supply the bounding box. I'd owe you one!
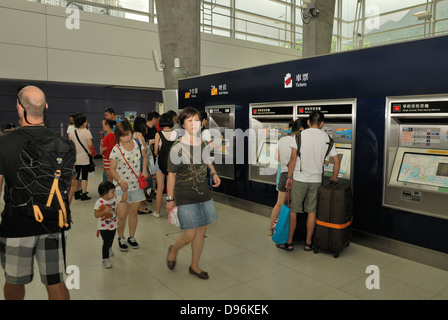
[290,180,321,213]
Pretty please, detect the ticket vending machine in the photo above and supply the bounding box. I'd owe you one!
[249,104,295,185]
[205,105,235,180]
[296,99,356,183]
[383,95,448,219]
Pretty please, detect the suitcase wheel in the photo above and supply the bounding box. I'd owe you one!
[333,252,339,258]
[313,247,319,254]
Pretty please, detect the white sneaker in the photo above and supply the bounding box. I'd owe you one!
[152,212,160,218]
[102,259,112,269]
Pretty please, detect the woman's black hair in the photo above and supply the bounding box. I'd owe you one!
[292,118,307,133]
[133,116,148,140]
[104,118,116,129]
[74,114,87,128]
[98,181,116,196]
[159,112,174,128]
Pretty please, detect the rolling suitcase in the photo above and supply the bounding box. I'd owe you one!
[313,181,353,258]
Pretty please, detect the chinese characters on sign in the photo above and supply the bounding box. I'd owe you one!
[284,72,309,88]
[211,84,229,96]
[185,88,198,99]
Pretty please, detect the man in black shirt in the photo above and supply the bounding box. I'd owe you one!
[146,111,160,141]
[0,85,72,300]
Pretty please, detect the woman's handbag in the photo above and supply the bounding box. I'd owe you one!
[272,190,290,245]
[74,129,95,172]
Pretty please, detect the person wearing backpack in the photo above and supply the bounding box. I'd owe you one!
[153,113,178,218]
[284,111,340,252]
[0,85,75,300]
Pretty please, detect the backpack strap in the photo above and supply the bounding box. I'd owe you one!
[324,133,334,159]
[295,132,302,172]
[32,169,69,228]
[158,130,172,145]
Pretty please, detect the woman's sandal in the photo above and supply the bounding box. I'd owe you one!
[267,228,274,236]
[304,243,314,251]
[276,243,294,251]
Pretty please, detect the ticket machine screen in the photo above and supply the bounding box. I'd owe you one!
[397,152,448,188]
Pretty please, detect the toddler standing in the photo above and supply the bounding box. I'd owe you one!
[94,181,127,268]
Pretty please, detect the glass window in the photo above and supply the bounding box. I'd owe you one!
[236,0,291,23]
[119,0,150,13]
[436,0,448,20]
[365,0,427,14]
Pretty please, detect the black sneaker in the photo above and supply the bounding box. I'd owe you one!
[81,193,91,201]
[74,190,82,200]
[127,237,139,249]
[118,237,128,252]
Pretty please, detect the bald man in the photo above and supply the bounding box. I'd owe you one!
[0,85,72,300]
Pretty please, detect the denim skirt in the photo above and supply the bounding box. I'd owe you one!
[177,199,218,230]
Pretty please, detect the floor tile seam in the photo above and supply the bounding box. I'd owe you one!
[288,263,368,291]
[84,272,174,299]
[376,260,448,296]
[337,273,438,300]
[206,249,290,287]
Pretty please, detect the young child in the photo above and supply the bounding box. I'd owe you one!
[94,181,127,268]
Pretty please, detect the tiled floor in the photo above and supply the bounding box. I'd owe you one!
[0,170,447,300]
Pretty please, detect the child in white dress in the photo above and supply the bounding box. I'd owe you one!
[94,181,127,268]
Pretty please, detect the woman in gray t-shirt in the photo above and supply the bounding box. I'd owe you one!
[165,107,221,280]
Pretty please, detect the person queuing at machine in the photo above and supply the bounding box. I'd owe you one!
[282,111,340,252]
[268,119,306,236]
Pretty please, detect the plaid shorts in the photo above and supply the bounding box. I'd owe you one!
[0,232,65,286]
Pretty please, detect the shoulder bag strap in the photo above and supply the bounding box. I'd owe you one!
[116,144,139,179]
[74,129,90,156]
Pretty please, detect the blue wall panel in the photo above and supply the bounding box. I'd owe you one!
[0,80,162,151]
[178,35,448,253]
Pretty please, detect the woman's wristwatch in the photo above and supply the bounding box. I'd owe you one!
[166,195,175,202]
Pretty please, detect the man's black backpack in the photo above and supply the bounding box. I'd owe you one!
[157,131,176,175]
[10,131,76,228]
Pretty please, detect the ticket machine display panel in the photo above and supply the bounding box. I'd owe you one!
[206,105,235,180]
[383,96,448,219]
[249,104,294,185]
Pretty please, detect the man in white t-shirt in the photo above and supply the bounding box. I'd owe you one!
[284,111,340,252]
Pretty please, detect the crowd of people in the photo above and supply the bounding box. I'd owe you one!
[0,85,221,300]
[0,84,340,300]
